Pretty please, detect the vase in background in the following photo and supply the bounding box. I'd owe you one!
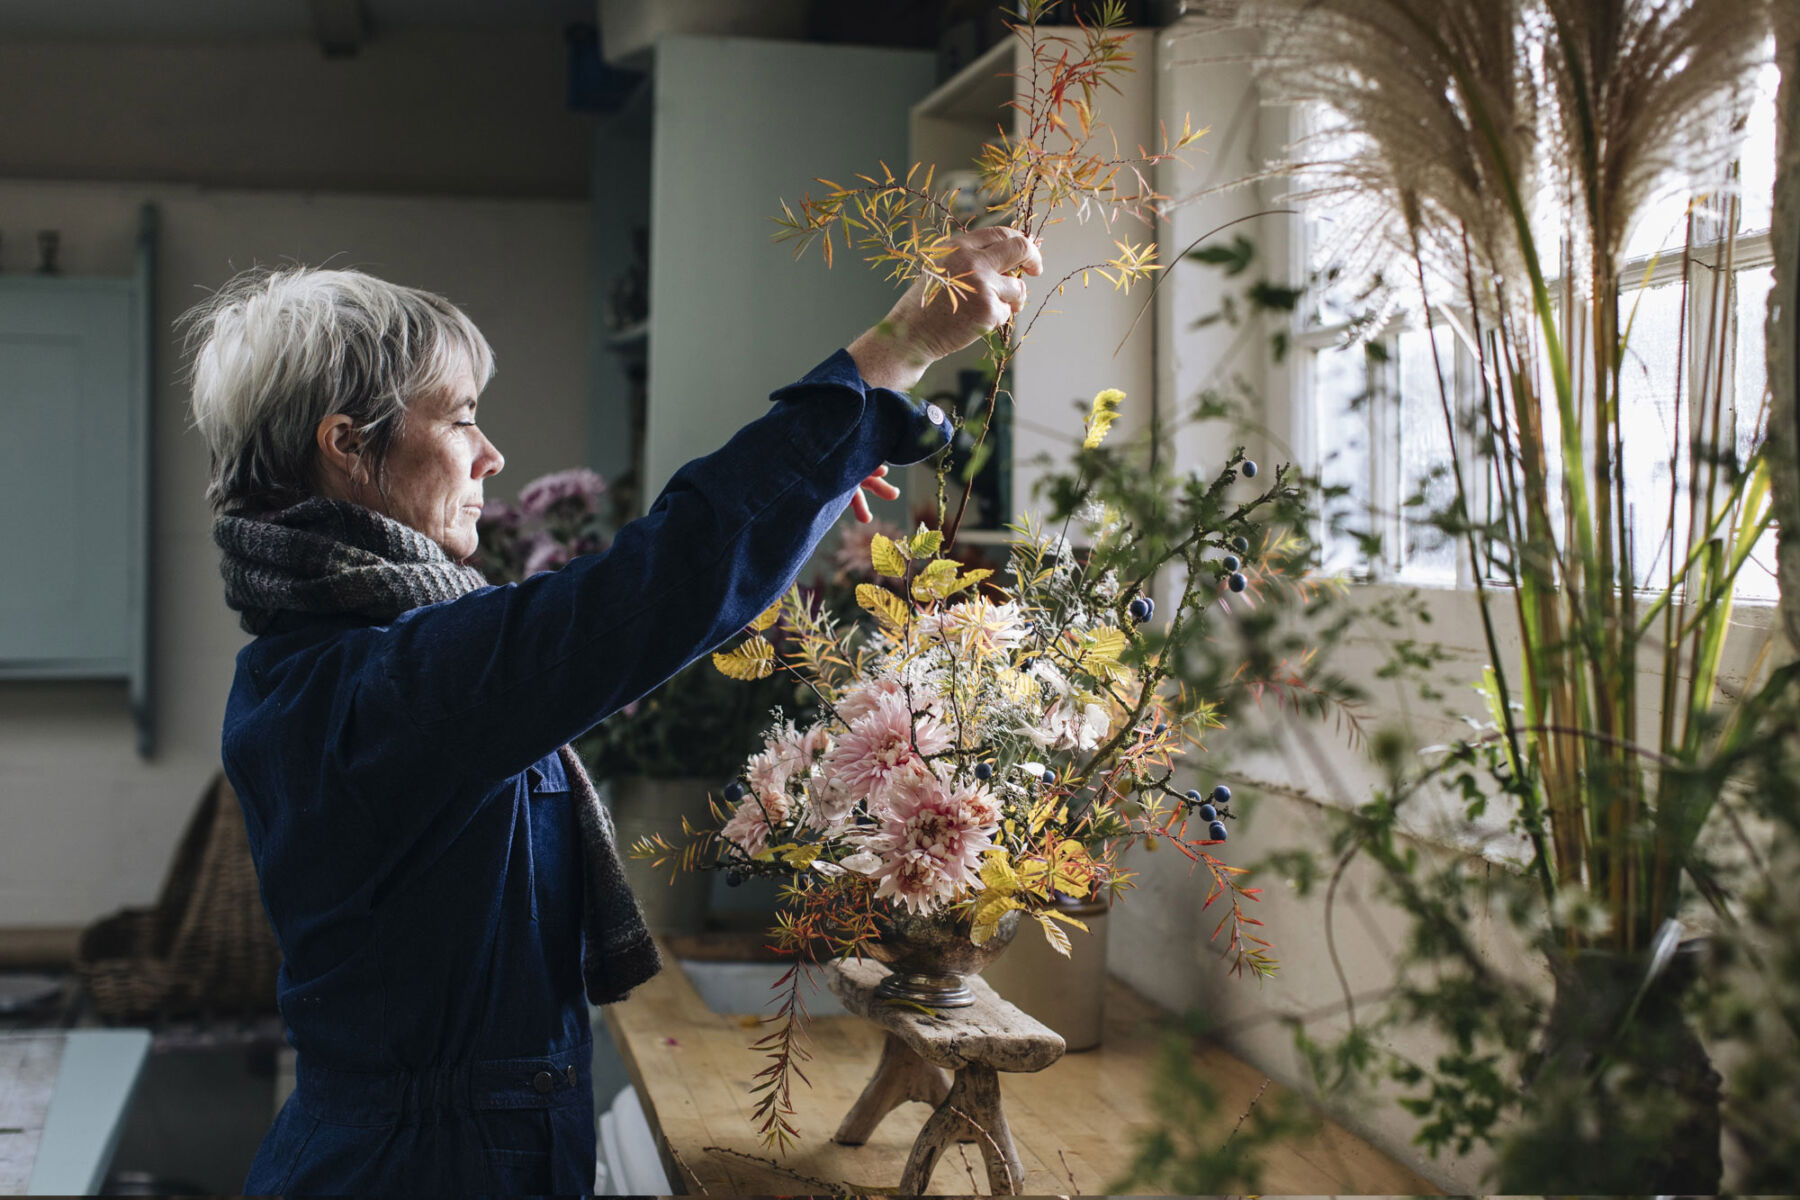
[982,893,1110,1050]
[870,907,1022,1008]
[606,775,717,936]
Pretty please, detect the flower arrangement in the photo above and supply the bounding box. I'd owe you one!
[637,387,1317,1146]
[638,0,1338,1152]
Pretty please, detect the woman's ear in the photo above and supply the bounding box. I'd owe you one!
[315,414,367,490]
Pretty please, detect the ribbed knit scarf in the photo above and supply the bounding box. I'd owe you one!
[214,497,661,1006]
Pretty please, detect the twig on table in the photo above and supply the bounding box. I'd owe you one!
[1223,1078,1271,1152]
[1058,1147,1083,1194]
[666,1143,710,1194]
[701,1145,892,1195]
[947,1103,1017,1192]
[959,1143,981,1192]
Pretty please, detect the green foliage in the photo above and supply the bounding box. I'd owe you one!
[1113,1013,1320,1194]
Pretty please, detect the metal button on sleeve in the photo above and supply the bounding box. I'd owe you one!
[565,1065,578,1087]
[532,1070,555,1094]
[925,402,947,427]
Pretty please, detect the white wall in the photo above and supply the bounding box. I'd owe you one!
[643,36,935,502]
[0,180,591,928]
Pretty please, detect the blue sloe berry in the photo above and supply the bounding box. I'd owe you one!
[1242,460,1259,478]
[1198,803,1217,822]
[723,781,745,804]
[1232,536,1249,552]
[974,762,994,781]
[1212,783,1232,804]
[1208,821,1229,842]
[1228,572,1247,593]
[1128,597,1152,621]
[1222,554,1240,572]
[1185,789,1203,803]
[726,870,746,887]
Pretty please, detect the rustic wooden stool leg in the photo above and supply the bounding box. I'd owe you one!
[833,1031,954,1145]
[898,1065,1025,1195]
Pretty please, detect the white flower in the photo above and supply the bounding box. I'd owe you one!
[1027,699,1110,751]
[1019,761,1047,778]
[839,849,882,875]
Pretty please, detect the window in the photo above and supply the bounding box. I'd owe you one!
[1303,63,1781,602]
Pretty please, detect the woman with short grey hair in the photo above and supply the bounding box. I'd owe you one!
[191,228,1041,1194]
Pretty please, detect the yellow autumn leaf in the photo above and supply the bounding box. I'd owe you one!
[712,636,775,680]
[907,527,943,558]
[971,893,1025,945]
[782,844,823,869]
[980,848,1020,897]
[855,583,910,632]
[748,599,783,632]
[870,533,908,578]
[1078,626,1130,682]
[1082,388,1125,449]
[1035,911,1073,957]
[1051,840,1096,896]
[911,557,963,602]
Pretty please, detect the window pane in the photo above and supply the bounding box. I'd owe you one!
[1396,326,1458,585]
[1314,341,1372,573]
[1616,280,1689,589]
[1737,62,1779,235]
[1734,265,1778,602]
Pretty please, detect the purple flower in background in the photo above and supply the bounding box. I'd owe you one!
[518,468,606,518]
[477,499,523,531]
[523,532,572,576]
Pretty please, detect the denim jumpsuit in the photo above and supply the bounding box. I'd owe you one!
[225,353,949,1194]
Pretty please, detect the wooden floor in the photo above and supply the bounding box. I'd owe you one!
[604,946,1441,1196]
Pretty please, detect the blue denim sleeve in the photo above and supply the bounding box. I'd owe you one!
[346,350,949,792]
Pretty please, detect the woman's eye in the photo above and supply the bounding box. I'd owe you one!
[455,420,478,428]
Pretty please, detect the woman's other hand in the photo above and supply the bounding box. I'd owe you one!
[847,227,1044,393]
[850,465,900,523]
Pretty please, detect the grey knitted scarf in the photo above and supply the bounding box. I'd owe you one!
[214,497,661,1006]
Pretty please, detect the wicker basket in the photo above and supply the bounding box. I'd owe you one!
[76,773,282,1023]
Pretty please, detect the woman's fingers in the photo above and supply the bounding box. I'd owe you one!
[850,467,901,524]
[995,274,1027,314]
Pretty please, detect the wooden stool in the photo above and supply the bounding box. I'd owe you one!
[827,957,1065,1195]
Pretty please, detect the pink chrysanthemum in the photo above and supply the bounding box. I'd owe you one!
[720,790,791,858]
[835,676,909,726]
[948,778,1001,827]
[823,692,951,809]
[864,775,994,915]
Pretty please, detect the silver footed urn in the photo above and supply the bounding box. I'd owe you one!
[868,907,1022,1008]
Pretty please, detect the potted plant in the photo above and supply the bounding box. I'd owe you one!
[1223,0,1792,1190]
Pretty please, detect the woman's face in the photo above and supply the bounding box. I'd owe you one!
[373,364,504,559]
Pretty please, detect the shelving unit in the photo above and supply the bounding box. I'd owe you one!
[906,29,1159,542]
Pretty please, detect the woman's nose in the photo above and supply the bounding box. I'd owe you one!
[475,433,504,479]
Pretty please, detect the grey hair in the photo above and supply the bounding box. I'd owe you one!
[182,266,496,514]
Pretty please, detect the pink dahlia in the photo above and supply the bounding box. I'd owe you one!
[835,676,909,726]
[720,790,791,858]
[823,691,951,809]
[864,776,994,915]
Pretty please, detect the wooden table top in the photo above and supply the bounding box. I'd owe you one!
[603,945,1441,1195]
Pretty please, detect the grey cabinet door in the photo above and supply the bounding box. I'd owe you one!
[0,278,140,674]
